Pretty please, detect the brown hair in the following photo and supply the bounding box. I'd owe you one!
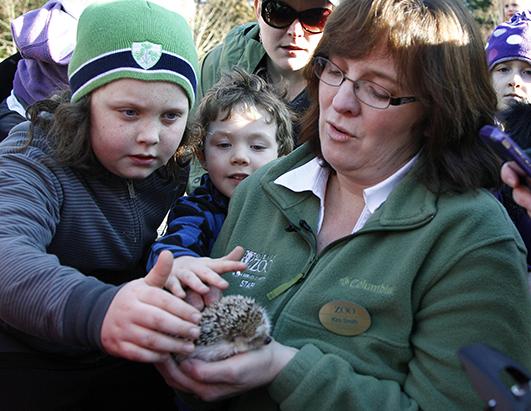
[26,90,192,179]
[191,66,294,157]
[300,0,500,192]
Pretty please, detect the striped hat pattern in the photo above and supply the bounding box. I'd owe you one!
[68,0,199,107]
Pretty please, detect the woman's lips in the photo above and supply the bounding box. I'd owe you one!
[327,122,353,142]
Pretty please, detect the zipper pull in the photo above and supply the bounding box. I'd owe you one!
[127,180,136,199]
[266,272,304,300]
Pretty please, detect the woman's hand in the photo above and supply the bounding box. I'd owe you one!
[156,340,298,402]
[166,246,247,310]
[100,251,202,362]
[501,161,531,216]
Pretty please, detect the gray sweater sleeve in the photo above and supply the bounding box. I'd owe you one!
[0,146,117,350]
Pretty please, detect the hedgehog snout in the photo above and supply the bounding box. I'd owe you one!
[264,336,272,345]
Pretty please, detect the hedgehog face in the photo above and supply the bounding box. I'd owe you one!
[232,321,272,352]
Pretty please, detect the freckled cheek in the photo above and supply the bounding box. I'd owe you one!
[161,127,186,154]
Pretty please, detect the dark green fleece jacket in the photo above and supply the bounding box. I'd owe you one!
[208,143,531,411]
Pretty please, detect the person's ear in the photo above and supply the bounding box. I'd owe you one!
[254,0,261,20]
[197,148,208,171]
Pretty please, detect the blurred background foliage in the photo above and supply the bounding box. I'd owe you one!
[0,0,506,62]
[0,0,254,61]
[194,0,255,59]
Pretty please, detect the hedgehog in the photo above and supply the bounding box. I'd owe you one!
[185,295,272,362]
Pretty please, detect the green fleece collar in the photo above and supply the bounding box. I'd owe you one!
[258,143,437,231]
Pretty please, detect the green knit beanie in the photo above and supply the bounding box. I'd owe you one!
[68,0,199,107]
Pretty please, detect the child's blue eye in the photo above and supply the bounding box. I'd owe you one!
[216,143,231,149]
[162,112,181,122]
[121,109,138,117]
[251,145,266,151]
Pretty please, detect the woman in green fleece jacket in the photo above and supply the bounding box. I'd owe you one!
[158,0,531,409]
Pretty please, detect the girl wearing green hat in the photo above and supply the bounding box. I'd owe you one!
[0,0,243,408]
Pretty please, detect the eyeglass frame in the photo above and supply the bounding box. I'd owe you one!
[312,56,417,109]
[260,0,333,34]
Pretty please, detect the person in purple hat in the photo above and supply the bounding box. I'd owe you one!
[486,10,531,112]
[486,11,531,270]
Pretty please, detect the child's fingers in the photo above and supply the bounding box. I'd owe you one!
[140,287,202,326]
[174,262,239,292]
[113,335,195,363]
[123,324,197,358]
[223,246,245,262]
[202,287,223,306]
[131,304,200,342]
[206,259,246,275]
[165,275,185,298]
[145,250,174,289]
[175,268,211,294]
[193,264,231,289]
[185,290,206,311]
[111,340,170,362]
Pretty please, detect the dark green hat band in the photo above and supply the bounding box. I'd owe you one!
[69,46,197,104]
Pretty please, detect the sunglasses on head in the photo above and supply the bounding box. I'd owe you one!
[261,0,332,34]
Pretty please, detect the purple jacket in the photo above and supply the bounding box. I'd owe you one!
[10,1,88,105]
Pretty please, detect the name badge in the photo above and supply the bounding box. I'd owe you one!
[319,300,371,336]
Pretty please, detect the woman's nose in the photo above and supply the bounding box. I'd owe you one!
[332,81,362,115]
[286,18,305,37]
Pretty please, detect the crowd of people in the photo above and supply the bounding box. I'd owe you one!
[0,0,530,410]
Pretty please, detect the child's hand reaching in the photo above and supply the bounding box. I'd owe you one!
[166,246,247,310]
[100,251,202,362]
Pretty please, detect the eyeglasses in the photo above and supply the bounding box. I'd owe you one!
[312,56,417,109]
[261,0,332,34]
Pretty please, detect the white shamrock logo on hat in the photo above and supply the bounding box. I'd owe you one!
[132,41,162,70]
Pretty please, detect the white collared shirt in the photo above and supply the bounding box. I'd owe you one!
[274,154,419,234]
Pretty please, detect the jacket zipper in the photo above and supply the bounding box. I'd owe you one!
[126,180,140,244]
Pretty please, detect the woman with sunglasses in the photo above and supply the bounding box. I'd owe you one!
[199,0,336,113]
[159,0,531,409]
[188,0,338,190]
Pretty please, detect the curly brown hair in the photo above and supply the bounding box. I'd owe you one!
[191,66,294,158]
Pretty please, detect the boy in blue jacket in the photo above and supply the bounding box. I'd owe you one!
[148,67,293,302]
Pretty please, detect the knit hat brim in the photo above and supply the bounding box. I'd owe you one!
[69,47,197,104]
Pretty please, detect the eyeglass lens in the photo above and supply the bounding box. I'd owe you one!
[313,57,417,109]
[261,0,332,34]
[313,57,392,109]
